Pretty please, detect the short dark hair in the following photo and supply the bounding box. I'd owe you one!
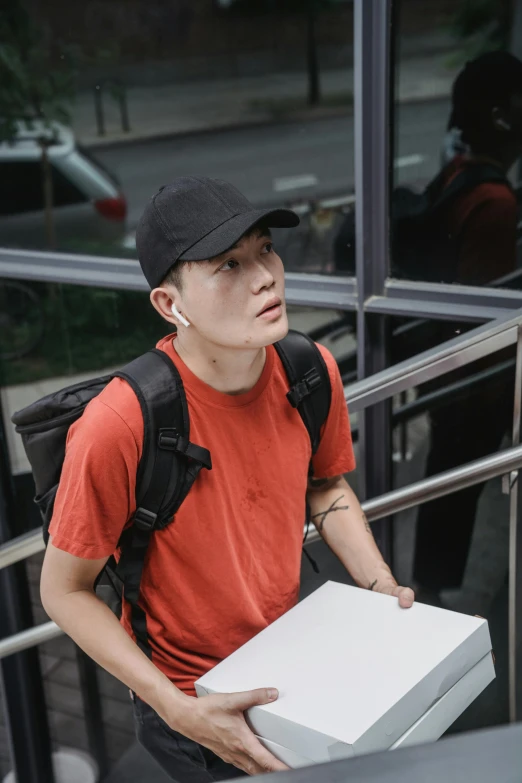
[161,219,272,290]
[449,51,522,153]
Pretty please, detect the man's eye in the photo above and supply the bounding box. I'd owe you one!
[220,259,239,271]
[262,242,274,254]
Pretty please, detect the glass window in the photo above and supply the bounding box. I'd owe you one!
[0,1,355,278]
[0,161,87,216]
[391,0,522,290]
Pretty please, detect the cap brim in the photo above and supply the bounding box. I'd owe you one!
[178,208,300,262]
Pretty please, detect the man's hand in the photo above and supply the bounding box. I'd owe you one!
[375,583,415,609]
[169,687,289,776]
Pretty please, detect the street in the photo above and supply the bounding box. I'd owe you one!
[95,99,452,229]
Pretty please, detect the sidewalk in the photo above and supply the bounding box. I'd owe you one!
[74,52,459,149]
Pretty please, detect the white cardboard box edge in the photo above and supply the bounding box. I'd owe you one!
[350,620,491,755]
[389,651,495,750]
[253,653,495,768]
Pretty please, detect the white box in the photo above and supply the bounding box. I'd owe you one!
[195,581,494,763]
[253,653,495,768]
[390,652,495,750]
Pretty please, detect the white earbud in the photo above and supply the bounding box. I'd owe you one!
[171,303,190,328]
[496,117,512,131]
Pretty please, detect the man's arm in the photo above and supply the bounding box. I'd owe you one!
[306,475,414,608]
[41,541,288,775]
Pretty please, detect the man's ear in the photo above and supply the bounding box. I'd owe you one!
[150,286,178,325]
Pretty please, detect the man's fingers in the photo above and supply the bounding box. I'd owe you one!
[378,584,415,608]
[397,587,415,608]
[224,687,279,712]
[242,735,290,774]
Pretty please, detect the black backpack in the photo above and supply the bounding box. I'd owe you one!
[12,329,331,658]
[333,163,511,281]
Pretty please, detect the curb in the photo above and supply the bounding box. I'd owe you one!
[81,91,450,152]
[82,104,352,151]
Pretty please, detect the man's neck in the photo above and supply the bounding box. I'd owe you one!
[173,334,267,395]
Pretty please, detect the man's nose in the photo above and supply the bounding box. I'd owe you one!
[251,260,275,292]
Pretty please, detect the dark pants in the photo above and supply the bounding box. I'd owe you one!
[133,695,246,783]
[413,382,512,591]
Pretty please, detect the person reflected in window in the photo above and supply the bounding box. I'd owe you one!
[413,51,522,605]
[438,51,522,284]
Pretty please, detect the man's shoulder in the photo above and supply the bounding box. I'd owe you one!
[77,376,144,450]
[314,341,340,388]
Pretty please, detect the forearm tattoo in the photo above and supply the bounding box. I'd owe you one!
[369,579,378,591]
[311,494,350,532]
[363,513,372,534]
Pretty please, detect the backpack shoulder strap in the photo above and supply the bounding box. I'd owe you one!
[116,348,211,529]
[274,330,331,456]
[113,348,211,657]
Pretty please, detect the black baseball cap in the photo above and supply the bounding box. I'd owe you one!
[452,51,522,118]
[136,176,300,288]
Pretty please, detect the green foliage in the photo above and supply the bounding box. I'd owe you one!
[0,0,76,144]
[0,282,168,386]
[449,0,512,62]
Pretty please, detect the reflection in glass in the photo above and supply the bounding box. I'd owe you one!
[0,1,355,275]
[389,11,519,709]
[392,2,522,287]
[0,281,167,387]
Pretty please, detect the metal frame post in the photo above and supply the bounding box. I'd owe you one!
[354,0,393,560]
[509,326,522,721]
[0,407,55,783]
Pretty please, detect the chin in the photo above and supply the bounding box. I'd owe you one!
[263,316,289,346]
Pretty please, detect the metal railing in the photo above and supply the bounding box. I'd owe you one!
[2,442,522,663]
[345,307,520,413]
[0,305,521,721]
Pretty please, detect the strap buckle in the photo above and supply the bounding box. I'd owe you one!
[287,368,322,408]
[158,428,188,453]
[134,507,157,531]
[158,428,211,469]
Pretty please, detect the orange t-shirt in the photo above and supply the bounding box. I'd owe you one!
[49,334,355,695]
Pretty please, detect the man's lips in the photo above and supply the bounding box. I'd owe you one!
[257,297,282,317]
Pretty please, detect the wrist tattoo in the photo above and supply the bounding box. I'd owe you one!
[369,579,378,591]
[311,494,349,532]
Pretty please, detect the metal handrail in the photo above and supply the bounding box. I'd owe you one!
[391,359,515,425]
[307,444,522,545]
[345,307,521,413]
[345,358,516,444]
[3,443,522,660]
[0,621,61,660]
[0,528,48,570]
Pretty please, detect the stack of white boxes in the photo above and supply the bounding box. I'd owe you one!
[196,582,495,768]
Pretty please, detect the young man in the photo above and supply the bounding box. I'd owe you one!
[41,177,414,782]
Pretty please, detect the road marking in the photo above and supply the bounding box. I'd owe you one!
[273,174,319,192]
[394,154,425,168]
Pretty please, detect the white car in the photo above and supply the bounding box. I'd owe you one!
[0,122,127,250]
